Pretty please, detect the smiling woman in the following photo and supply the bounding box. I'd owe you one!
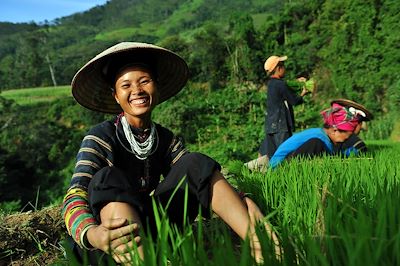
[62,41,279,265]
[0,0,108,23]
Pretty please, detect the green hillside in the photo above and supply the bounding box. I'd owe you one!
[0,0,398,120]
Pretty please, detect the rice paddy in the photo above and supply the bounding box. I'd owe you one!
[1,86,71,106]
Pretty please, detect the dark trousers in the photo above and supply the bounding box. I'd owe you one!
[69,152,220,265]
[259,131,292,158]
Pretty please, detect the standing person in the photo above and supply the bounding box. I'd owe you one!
[62,42,278,265]
[259,55,310,159]
[269,102,363,169]
[330,99,373,156]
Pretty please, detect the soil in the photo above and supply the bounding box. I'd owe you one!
[0,206,67,266]
[0,206,243,266]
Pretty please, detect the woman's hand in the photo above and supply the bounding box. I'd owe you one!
[86,218,141,264]
[243,197,282,260]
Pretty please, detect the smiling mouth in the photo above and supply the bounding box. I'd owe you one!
[129,96,149,105]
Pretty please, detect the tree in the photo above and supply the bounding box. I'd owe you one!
[13,29,47,88]
[189,23,228,89]
[226,13,263,83]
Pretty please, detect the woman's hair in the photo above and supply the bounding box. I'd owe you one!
[102,54,158,91]
[276,61,285,68]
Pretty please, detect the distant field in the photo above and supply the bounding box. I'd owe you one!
[1,86,71,106]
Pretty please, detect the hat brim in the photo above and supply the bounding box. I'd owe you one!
[264,55,287,73]
[278,55,288,62]
[331,98,373,120]
[71,42,189,114]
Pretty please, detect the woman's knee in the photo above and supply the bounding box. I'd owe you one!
[100,201,142,225]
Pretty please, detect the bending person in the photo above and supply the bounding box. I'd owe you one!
[269,102,363,169]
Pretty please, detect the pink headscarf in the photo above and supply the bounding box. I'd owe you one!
[321,103,360,131]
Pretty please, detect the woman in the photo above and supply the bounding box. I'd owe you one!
[330,99,373,157]
[62,42,278,264]
[268,102,363,169]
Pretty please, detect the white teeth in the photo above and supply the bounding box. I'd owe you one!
[131,98,147,105]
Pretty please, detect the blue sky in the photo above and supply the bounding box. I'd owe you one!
[0,0,109,23]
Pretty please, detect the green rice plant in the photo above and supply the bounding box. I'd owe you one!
[236,140,400,265]
[137,180,255,266]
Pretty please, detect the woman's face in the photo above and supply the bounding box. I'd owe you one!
[353,123,362,135]
[113,66,159,127]
[327,127,353,144]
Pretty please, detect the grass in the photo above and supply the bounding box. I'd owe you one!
[1,86,71,106]
[235,140,400,265]
[58,141,400,265]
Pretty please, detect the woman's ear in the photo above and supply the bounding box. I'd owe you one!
[113,91,120,104]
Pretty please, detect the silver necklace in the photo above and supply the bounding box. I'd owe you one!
[120,116,158,160]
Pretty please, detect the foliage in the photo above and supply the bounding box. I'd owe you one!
[0,0,398,125]
[153,82,266,164]
[0,93,107,211]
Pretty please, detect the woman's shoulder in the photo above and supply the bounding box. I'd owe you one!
[154,123,175,139]
[87,118,116,137]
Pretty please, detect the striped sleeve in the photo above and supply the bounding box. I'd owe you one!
[62,126,114,248]
[62,187,97,247]
[169,135,188,165]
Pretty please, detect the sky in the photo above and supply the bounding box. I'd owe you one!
[0,0,109,23]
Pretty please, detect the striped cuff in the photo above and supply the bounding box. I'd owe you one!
[80,224,97,250]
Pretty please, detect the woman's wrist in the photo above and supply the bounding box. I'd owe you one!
[81,225,96,250]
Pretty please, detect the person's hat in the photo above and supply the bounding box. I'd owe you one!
[264,55,287,73]
[330,99,373,121]
[71,42,189,114]
[321,103,361,132]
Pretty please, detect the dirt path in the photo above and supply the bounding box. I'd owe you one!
[0,206,67,265]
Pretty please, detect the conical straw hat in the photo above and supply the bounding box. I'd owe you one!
[71,42,189,113]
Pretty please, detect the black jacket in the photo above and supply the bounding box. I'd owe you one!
[265,78,303,134]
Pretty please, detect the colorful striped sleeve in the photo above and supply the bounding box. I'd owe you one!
[62,125,115,248]
[62,187,97,247]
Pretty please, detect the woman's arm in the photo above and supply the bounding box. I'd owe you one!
[281,81,305,106]
[62,127,115,248]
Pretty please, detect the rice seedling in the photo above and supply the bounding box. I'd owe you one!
[236,141,400,265]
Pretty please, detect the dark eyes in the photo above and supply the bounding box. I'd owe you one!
[119,78,153,90]
[139,78,152,86]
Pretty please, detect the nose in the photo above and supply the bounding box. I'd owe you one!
[130,85,144,94]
